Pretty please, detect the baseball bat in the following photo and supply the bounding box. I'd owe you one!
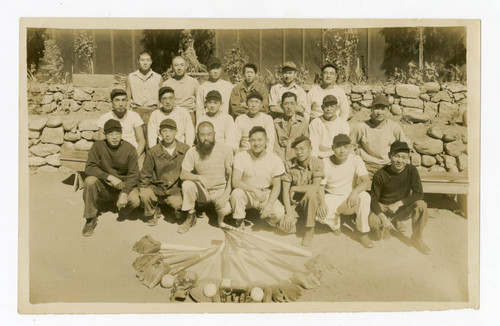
[220,222,312,257]
[198,242,225,279]
[225,232,253,282]
[160,243,207,251]
[169,245,221,275]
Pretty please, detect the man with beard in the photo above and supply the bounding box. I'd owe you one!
[125,50,163,110]
[197,90,238,150]
[273,92,309,161]
[162,56,200,123]
[321,134,373,248]
[196,57,234,121]
[147,86,195,148]
[230,126,289,232]
[307,63,350,121]
[97,88,146,168]
[268,61,307,119]
[139,119,190,226]
[309,95,350,159]
[234,91,275,153]
[281,135,328,246]
[229,63,269,118]
[82,119,140,237]
[369,141,430,255]
[179,121,233,233]
[350,94,409,178]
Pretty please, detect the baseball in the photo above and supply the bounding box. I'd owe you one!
[160,274,175,288]
[203,283,217,298]
[250,287,264,302]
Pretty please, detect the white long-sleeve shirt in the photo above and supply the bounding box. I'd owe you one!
[309,116,350,158]
[147,107,195,148]
[235,113,275,152]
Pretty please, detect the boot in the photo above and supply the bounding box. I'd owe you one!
[147,206,162,227]
[359,232,374,248]
[82,217,98,237]
[178,211,197,234]
[411,235,431,255]
[301,227,314,247]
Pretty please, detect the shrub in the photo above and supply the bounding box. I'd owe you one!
[319,29,361,83]
[222,43,249,84]
[36,34,64,84]
[74,31,97,74]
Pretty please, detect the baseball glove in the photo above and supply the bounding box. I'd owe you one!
[136,254,171,289]
[132,235,162,254]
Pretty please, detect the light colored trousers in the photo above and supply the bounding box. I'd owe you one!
[139,187,182,217]
[181,180,231,217]
[318,191,371,233]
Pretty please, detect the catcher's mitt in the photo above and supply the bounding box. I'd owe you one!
[136,254,171,289]
[133,235,161,254]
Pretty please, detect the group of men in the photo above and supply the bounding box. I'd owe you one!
[81,51,430,255]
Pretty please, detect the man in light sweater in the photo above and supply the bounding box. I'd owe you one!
[309,95,350,159]
[125,50,163,110]
[235,91,275,153]
[82,119,140,237]
[162,56,200,123]
[350,94,409,178]
[147,86,195,148]
[197,90,238,150]
[369,141,430,255]
[307,63,350,121]
[196,57,234,122]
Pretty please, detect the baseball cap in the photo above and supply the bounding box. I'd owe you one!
[205,90,222,102]
[282,61,297,70]
[291,135,310,148]
[110,88,127,100]
[103,119,122,134]
[390,141,410,154]
[159,118,177,130]
[246,91,263,102]
[332,133,351,147]
[158,86,175,100]
[206,57,222,70]
[372,94,390,107]
[321,63,337,72]
[322,95,339,105]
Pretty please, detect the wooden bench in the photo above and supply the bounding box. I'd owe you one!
[419,171,468,216]
[59,150,89,191]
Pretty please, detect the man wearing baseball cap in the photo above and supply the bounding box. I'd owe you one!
[196,57,234,122]
[82,119,140,236]
[281,135,328,246]
[196,90,238,150]
[268,61,308,119]
[147,86,195,148]
[139,118,190,226]
[307,63,350,121]
[234,90,275,152]
[320,134,373,248]
[309,95,350,158]
[369,141,430,255]
[350,94,409,178]
[97,88,146,168]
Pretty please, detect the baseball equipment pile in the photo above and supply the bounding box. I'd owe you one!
[132,223,337,302]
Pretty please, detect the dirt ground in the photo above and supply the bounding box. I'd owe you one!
[28,170,469,304]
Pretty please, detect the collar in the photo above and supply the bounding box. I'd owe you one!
[112,110,128,120]
[241,81,256,92]
[367,118,388,129]
[290,156,311,170]
[159,141,186,157]
[133,69,154,81]
[278,114,299,126]
[281,82,298,90]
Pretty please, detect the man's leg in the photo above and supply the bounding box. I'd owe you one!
[261,198,290,233]
[82,176,112,236]
[139,187,160,226]
[337,191,373,248]
[164,194,183,219]
[230,188,251,227]
[368,212,384,241]
[298,190,320,245]
[395,200,430,254]
[209,188,232,226]
[321,194,347,235]
[179,180,205,233]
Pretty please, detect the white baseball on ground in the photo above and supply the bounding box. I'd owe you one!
[250,287,264,302]
[203,283,217,297]
[160,274,176,288]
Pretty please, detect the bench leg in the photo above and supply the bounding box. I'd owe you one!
[73,172,85,192]
[457,194,467,218]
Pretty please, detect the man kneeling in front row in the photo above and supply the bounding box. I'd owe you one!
[82,119,140,236]
[369,141,430,255]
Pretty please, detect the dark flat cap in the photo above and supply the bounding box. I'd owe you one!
[372,94,390,107]
[282,61,297,70]
[206,57,222,70]
[103,119,122,134]
[158,86,175,100]
[159,118,177,130]
[110,88,127,100]
[246,91,263,102]
[332,133,351,147]
[322,94,339,105]
[206,90,222,101]
[291,135,310,148]
[321,63,337,72]
[390,141,410,153]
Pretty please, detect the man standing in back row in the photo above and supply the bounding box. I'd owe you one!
[126,50,163,110]
[230,63,269,118]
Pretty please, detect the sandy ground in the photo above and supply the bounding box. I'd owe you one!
[28,171,469,304]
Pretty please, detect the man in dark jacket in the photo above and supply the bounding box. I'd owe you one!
[82,119,140,237]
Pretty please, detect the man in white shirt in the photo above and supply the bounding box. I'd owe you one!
[321,134,373,248]
[162,56,200,123]
[309,95,350,158]
[147,86,195,148]
[196,57,234,122]
[234,91,275,153]
[307,63,350,121]
[125,50,163,109]
[196,90,238,150]
[230,126,289,232]
[97,88,146,167]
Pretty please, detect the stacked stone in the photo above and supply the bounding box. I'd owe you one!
[28,117,99,173]
[410,126,468,174]
[28,83,113,115]
[345,82,467,124]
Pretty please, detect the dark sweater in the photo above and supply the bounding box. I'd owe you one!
[370,164,423,215]
[85,139,139,194]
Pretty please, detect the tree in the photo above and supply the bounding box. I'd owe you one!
[74,31,97,74]
[36,34,64,83]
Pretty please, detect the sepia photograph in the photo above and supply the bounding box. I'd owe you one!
[18,18,480,314]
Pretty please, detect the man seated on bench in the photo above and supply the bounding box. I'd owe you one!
[82,119,140,237]
[97,88,146,168]
[369,141,430,255]
[139,119,190,227]
[321,134,373,248]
